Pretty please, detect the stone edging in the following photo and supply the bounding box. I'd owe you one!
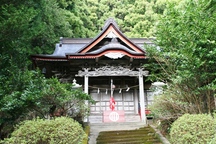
[150,124,171,144]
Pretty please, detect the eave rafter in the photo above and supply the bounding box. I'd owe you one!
[32,56,67,61]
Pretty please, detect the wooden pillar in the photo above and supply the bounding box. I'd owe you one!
[84,69,89,122]
[139,72,146,124]
[84,75,88,94]
[134,88,139,114]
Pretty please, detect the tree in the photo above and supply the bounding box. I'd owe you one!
[147,0,216,118]
[0,70,94,139]
[0,1,91,138]
[84,0,169,38]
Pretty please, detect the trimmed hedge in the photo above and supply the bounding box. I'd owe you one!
[1,117,86,144]
[170,114,215,144]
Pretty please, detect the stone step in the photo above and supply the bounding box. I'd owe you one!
[89,114,141,123]
[96,126,163,144]
[88,121,170,144]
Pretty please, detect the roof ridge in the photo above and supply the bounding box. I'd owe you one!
[102,17,119,30]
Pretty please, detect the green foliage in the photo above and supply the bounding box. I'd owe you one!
[0,70,94,139]
[0,1,92,129]
[1,117,86,144]
[147,1,216,137]
[2,0,207,140]
[150,85,207,119]
[146,0,216,116]
[170,114,215,144]
[209,113,216,144]
[149,89,184,135]
[0,0,97,139]
[41,78,94,123]
[84,0,172,38]
[0,0,86,56]
[0,70,46,138]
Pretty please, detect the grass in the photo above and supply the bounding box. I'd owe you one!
[96,125,163,144]
[82,124,90,144]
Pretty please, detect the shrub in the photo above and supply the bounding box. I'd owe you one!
[1,117,86,144]
[170,114,215,144]
[209,113,216,144]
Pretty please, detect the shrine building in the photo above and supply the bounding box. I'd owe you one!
[31,18,155,123]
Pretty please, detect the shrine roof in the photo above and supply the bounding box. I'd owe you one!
[31,18,154,61]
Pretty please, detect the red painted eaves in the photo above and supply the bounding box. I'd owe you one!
[68,49,146,59]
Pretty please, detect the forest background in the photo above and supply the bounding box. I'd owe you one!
[0,0,169,138]
[0,0,215,140]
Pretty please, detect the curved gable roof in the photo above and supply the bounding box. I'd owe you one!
[31,18,151,61]
[77,18,146,55]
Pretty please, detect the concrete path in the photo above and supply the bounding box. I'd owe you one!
[88,121,170,144]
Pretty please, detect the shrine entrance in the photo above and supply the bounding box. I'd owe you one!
[76,65,148,123]
[90,89,135,114]
[89,77,137,115]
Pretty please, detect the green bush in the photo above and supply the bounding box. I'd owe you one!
[170,114,215,144]
[209,113,216,144]
[1,117,86,144]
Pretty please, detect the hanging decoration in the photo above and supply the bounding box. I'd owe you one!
[119,89,122,93]
[126,85,130,91]
[110,79,115,111]
[88,85,139,93]
[88,81,139,111]
[109,96,116,111]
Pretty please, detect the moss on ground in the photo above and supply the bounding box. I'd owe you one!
[82,124,90,144]
[96,125,162,144]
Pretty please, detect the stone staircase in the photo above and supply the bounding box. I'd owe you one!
[88,121,167,144]
[96,125,163,144]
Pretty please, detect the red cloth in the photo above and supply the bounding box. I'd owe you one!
[109,97,116,111]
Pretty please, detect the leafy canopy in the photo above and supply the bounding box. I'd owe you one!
[147,0,216,117]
